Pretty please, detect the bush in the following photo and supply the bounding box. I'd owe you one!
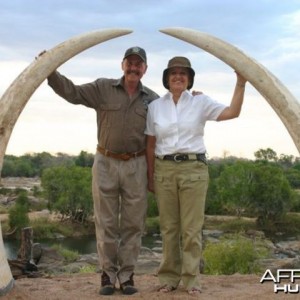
[41,166,93,222]
[8,191,30,235]
[145,217,160,234]
[147,192,158,217]
[30,218,73,239]
[250,164,293,225]
[79,265,97,273]
[51,244,79,262]
[203,234,269,275]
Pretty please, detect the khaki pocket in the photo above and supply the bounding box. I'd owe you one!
[154,174,163,182]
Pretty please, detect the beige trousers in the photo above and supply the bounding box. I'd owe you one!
[92,152,147,285]
[154,159,209,290]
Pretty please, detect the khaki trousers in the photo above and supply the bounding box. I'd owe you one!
[92,152,147,285]
[154,159,209,290]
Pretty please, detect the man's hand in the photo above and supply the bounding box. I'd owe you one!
[192,90,203,96]
[35,50,47,60]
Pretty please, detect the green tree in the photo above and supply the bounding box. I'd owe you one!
[254,148,278,162]
[278,154,295,169]
[205,159,233,215]
[41,166,93,223]
[1,159,17,177]
[75,151,94,167]
[8,191,30,235]
[215,161,254,216]
[284,168,300,189]
[249,163,293,225]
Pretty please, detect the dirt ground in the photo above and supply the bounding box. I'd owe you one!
[2,273,298,300]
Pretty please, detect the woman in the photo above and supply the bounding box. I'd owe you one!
[145,56,247,295]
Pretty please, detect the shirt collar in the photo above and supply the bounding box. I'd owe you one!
[164,90,191,101]
[113,76,149,95]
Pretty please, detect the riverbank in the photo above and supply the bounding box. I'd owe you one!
[2,177,300,298]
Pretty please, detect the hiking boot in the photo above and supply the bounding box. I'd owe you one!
[120,273,138,295]
[99,272,115,295]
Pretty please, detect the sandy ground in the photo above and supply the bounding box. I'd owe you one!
[1,273,298,300]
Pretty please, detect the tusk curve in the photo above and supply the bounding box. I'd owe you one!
[0,28,132,175]
[0,28,132,295]
[160,27,300,154]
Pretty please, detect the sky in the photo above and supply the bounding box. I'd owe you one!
[1,0,300,159]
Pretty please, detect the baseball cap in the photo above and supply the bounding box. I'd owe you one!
[123,46,147,63]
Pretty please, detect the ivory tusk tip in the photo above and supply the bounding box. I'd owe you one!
[159,27,190,32]
[94,28,133,36]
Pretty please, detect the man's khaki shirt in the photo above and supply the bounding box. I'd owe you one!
[48,71,159,153]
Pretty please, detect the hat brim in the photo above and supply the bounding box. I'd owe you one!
[162,67,195,90]
[123,53,147,63]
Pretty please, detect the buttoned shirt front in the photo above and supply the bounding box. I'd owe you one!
[145,90,226,155]
[48,71,159,153]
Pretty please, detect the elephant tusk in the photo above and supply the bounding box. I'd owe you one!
[0,28,132,176]
[0,28,132,295]
[159,27,300,154]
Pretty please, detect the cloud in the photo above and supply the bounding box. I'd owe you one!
[1,0,300,158]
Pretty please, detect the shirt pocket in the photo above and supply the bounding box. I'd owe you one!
[135,107,147,119]
[99,103,122,127]
[190,168,209,182]
[154,174,163,182]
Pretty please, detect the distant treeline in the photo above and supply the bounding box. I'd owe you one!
[2,148,300,226]
[2,148,300,180]
[2,151,94,177]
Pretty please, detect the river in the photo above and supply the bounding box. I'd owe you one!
[4,235,160,259]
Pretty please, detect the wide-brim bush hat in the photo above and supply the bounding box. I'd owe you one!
[162,56,195,90]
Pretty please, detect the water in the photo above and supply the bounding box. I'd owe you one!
[4,235,160,259]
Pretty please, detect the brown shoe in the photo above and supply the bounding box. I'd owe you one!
[120,273,138,295]
[99,272,115,295]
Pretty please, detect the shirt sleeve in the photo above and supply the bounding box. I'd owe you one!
[144,104,155,136]
[47,70,101,109]
[202,95,227,121]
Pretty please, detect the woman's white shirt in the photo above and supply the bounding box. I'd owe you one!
[145,90,226,155]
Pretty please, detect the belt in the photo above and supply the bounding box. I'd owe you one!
[156,153,207,164]
[97,146,146,161]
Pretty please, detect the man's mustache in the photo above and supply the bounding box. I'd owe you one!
[126,70,140,75]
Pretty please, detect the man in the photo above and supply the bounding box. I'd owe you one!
[47,46,159,295]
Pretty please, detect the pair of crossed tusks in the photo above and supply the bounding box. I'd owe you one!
[0,27,299,295]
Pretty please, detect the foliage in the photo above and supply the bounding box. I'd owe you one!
[79,265,97,273]
[249,163,293,226]
[2,151,80,177]
[290,190,300,212]
[41,166,93,223]
[145,217,160,234]
[216,218,257,232]
[75,151,94,167]
[214,161,254,216]
[30,218,73,239]
[206,158,294,225]
[3,147,300,229]
[51,244,79,262]
[8,191,30,234]
[0,187,12,195]
[261,212,300,236]
[284,168,300,189]
[147,192,158,217]
[203,234,269,275]
[254,148,278,162]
